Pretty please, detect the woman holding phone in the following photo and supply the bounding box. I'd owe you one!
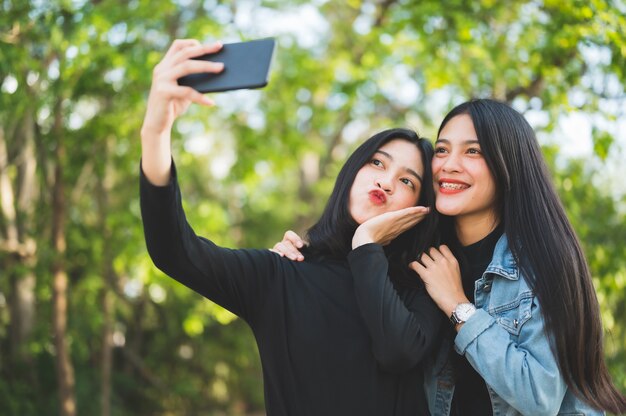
[140,39,443,415]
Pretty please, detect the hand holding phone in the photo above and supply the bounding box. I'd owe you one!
[177,38,276,93]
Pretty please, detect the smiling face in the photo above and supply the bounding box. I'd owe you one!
[348,139,424,224]
[433,114,498,232]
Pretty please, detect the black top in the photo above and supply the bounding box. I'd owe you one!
[139,162,443,416]
[451,226,502,416]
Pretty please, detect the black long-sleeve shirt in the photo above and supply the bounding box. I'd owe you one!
[451,226,502,416]
[140,162,443,416]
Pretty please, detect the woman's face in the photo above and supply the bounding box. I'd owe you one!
[432,114,498,224]
[349,139,423,224]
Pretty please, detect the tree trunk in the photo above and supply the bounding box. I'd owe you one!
[0,127,18,246]
[0,118,37,364]
[97,136,115,416]
[101,285,113,416]
[9,269,36,357]
[51,101,76,416]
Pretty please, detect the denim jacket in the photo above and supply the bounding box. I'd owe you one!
[424,234,603,416]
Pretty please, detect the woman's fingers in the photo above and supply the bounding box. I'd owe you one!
[410,247,466,313]
[283,230,305,248]
[398,206,429,229]
[163,39,201,60]
[169,42,223,67]
[433,245,459,270]
[397,207,428,226]
[154,84,212,106]
[155,40,224,88]
[409,260,425,276]
[427,246,446,262]
[355,206,430,247]
[418,250,434,265]
[270,241,304,261]
[400,205,429,219]
[270,231,306,261]
[164,60,224,83]
[176,86,214,106]
[150,60,222,106]
[439,244,456,261]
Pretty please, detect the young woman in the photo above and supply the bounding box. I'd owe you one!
[277,99,626,415]
[140,39,443,415]
[413,99,626,415]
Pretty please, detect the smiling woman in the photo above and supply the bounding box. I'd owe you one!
[140,39,443,415]
[431,113,498,246]
[413,99,626,416]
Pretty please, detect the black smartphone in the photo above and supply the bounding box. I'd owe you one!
[177,38,276,93]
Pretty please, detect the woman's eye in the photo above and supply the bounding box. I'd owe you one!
[400,178,415,189]
[467,148,481,155]
[434,147,447,154]
[371,159,384,167]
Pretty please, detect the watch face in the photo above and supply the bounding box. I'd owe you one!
[455,303,476,321]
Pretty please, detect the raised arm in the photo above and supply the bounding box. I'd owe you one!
[141,39,223,185]
[139,40,278,323]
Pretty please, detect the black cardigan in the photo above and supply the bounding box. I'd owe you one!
[140,161,442,416]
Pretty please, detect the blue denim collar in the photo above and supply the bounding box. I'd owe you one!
[484,234,519,281]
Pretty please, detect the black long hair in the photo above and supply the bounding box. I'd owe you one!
[304,128,438,289]
[438,99,626,413]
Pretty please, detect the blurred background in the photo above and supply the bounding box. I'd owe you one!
[1,0,625,414]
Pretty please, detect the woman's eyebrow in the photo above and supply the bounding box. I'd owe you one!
[435,138,480,146]
[375,150,423,183]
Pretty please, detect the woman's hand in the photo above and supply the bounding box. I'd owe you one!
[270,230,306,261]
[270,205,429,261]
[410,245,469,317]
[140,39,224,185]
[352,206,429,249]
[142,39,224,137]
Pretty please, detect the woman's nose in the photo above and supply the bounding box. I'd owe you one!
[375,177,393,193]
[441,153,462,173]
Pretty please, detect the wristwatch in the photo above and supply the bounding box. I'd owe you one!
[450,302,477,326]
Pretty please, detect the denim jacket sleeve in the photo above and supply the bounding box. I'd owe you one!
[454,295,567,415]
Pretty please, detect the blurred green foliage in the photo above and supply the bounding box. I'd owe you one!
[1,0,625,414]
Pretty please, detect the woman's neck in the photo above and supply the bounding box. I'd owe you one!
[455,213,500,246]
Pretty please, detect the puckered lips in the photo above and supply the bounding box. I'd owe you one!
[368,189,387,205]
[438,178,470,195]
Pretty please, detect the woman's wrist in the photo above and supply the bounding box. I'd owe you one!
[141,130,173,186]
[140,121,171,142]
[441,296,471,318]
[352,227,374,249]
